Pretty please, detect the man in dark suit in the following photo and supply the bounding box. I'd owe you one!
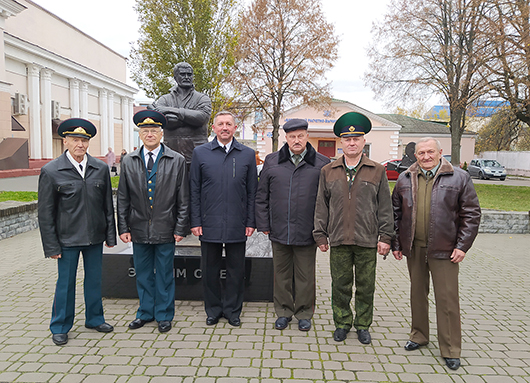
[38,118,116,346]
[190,111,258,327]
[117,110,189,333]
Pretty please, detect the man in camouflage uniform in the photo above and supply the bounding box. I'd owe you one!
[313,112,394,344]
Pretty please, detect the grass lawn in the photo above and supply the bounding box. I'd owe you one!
[389,181,530,211]
[0,191,38,202]
[1,179,529,212]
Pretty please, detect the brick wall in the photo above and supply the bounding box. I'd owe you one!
[0,201,39,240]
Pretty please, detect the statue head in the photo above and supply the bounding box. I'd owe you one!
[173,62,194,89]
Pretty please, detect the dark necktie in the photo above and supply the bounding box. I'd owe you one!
[147,152,154,172]
[223,145,227,153]
[79,164,83,172]
[426,170,433,180]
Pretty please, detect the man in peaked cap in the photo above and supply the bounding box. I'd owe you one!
[38,118,117,346]
[117,110,189,333]
[256,118,330,331]
[313,112,394,344]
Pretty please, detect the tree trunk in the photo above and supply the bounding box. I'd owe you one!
[449,108,464,166]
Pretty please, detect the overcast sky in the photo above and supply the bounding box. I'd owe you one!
[34,0,396,113]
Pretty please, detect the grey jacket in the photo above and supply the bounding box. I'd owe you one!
[256,142,330,246]
[117,144,189,243]
[38,152,116,257]
[313,155,394,248]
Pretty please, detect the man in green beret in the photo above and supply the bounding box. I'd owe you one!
[38,118,117,346]
[313,112,394,344]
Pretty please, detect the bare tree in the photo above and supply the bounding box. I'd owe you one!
[366,0,490,165]
[475,108,528,152]
[228,0,339,151]
[482,1,530,126]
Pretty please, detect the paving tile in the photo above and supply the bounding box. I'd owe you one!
[1,231,530,382]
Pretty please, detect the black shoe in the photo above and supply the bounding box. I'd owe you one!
[333,328,349,342]
[128,318,154,330]
[274,317,291,330]
[206,316,221,325]
[357,329,371,344]
[85,322,114,333]
[298,319,311,331]
[404,340,421,351]
[444,358,461,370]
[158,320,172,333]
[52,333,68,346]
[228,317,241,327]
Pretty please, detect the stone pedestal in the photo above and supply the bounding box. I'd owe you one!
[102,231,274,301]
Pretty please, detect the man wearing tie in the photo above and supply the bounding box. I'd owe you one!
[38,118,116,346]
[117,110,189,333]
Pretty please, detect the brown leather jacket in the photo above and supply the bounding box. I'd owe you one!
[313,155,394,248]
[391,158,481,258]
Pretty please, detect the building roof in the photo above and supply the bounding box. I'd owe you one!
[377,114,475,135]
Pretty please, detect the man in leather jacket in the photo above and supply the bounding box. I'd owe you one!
[392,137,481,370]
[38,118,116,346]
[117,110,189,334]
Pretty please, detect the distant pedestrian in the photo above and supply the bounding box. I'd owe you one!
[105,147,117,176]
[392,137,481,370]
[256,119,329,332]
[38,118,116,346]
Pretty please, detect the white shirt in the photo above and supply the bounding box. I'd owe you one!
[219,140,232,153]
[66,151,87,178]
[143,145,162,169]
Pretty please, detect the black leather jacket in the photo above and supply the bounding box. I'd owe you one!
[117,144,190,243]
[38,152,117,258]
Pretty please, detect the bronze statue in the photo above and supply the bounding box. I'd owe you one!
[149,62,212,165]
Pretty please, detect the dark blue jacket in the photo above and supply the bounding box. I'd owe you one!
[190,138,257,243]
[255,142,330,246]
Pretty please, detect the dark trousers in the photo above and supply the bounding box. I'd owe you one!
[329,245,377,331]
[50,243,105,334]
[407,244,461,358]
[272,242,316,320]
[132,242,176,322]
[201,241,246,320]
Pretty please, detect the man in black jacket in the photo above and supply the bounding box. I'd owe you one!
[117,110,189,333]
[190,111,258,327]
[256,119,330,331]
[38,118,116,346]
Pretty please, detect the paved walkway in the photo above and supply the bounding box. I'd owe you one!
[0,230,529,383]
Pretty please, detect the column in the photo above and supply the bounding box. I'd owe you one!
[99,89,108,154]
[121,96,129,152]
[128,98,135,151]
[69,79,80,118]
[80,82,88,119]
[40,68,54,159]
[27,64,41,159]
[107,91,115,151]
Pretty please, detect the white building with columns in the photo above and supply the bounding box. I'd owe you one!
[0,0,136,168]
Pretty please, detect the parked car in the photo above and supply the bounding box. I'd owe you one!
[467,159,506,181]
[381,159,401,180]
